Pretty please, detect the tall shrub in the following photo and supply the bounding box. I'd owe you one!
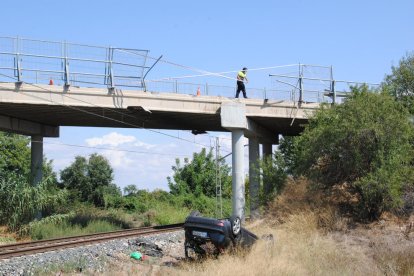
[294,86,414,219]
[0,174,67,231]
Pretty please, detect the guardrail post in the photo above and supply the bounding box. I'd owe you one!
[298,63,303,106]
[107,47,115,91]
[205,83,208,95]
[175,80,178,93]
[331,79,336,105]
[298,75,303,106]
[63,41,70,88]
[15,37,22,83]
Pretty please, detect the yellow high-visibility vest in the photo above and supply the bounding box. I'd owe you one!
[238,71,246,80]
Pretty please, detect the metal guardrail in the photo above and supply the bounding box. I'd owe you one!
[143,79,332,103]
[0,36,375,104]
[0,36,150,89]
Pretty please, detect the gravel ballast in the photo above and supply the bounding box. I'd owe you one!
[0,230,185,275]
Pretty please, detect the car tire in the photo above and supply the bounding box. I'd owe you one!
[230,215,241,237]
[184,243,190,259]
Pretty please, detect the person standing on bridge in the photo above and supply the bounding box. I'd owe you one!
[235,67,248,98]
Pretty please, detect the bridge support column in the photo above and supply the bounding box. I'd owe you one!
[232,129,245,221]
[31,135,43,186]
[249,138,260,220]
[31,135,43,219]
[262,143,273,195]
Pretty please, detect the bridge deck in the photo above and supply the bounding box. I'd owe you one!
[0,82,319,136]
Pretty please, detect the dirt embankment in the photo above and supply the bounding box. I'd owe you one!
[101,178,414,275]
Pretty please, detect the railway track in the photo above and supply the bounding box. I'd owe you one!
[0,223,184,260]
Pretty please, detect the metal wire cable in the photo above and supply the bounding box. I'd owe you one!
[29,139,191,158]
[116,48,235,82]
[147,64,301,82]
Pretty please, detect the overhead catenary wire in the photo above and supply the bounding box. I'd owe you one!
[29,139,191,158]
[116,48,235,81]
[119,48,305,84]
[147,64,301,82]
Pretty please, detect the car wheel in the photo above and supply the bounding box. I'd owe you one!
[230,216,241,236]
[185,241,195,260]
[184,244,190,259]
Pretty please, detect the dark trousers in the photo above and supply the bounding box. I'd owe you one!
[235,81,247,98]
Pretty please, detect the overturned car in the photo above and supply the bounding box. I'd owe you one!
[183,211,258,258]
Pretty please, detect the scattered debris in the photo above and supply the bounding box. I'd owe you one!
[130,252,142,260]
[129,239,164,258]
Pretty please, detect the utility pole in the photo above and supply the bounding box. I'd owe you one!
[215,137,223,218]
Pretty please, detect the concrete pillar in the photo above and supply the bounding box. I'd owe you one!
[262,143,273,195]
[249,138,260,220]
[232,129,245,220]
[31,135,43,219]
[30,135,43,186]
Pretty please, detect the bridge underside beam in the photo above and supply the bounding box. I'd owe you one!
[0,114,59,137]
[245,118,279,144]
[220,101,278,144]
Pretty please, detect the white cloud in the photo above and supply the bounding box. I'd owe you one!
[101,150,134,168]
[133,140,156,150]
[85,132,136,147]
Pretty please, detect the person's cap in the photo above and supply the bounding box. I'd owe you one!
[242,67,247,70]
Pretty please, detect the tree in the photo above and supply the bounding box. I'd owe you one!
[0,132,31,178]
[0,131,58,186]
[278,136,297,175]
[87,153,113,187]
[383,52,414,113]
[60,156,89,200]
[168,148,232,198]
[60,153,114,205]
[294,86,414,219]
[124,184,138,196]
[260,151,288,204]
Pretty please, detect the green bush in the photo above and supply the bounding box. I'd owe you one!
[0,173,67,231]
[29,219,122,240]
[259,152,288,204]
[24,206,131,240]
[294,86,414,219]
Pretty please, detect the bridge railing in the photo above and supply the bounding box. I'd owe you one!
[143,79,334,103]
[0,36,367,104]
[0,36,149,89]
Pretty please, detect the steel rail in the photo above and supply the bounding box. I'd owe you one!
[0,223,183,260]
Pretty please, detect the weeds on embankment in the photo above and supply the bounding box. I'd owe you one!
[175,178,414,276]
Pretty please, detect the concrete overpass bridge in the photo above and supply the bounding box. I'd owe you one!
[0,81,319,219]
[0,37,343,220]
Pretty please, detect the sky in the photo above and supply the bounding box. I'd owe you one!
[1,0,413,192]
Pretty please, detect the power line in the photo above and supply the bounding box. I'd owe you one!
[2,134,234,160]
[147,64,301,82]
[30,139,191,157]
[117,48,236,81]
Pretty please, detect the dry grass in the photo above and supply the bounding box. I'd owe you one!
[0,226,18,244]
[173,178,414,276]
[177,213,379,276]
[267,177,350,232]
[373,244,414,275]
[102,178,414,275]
